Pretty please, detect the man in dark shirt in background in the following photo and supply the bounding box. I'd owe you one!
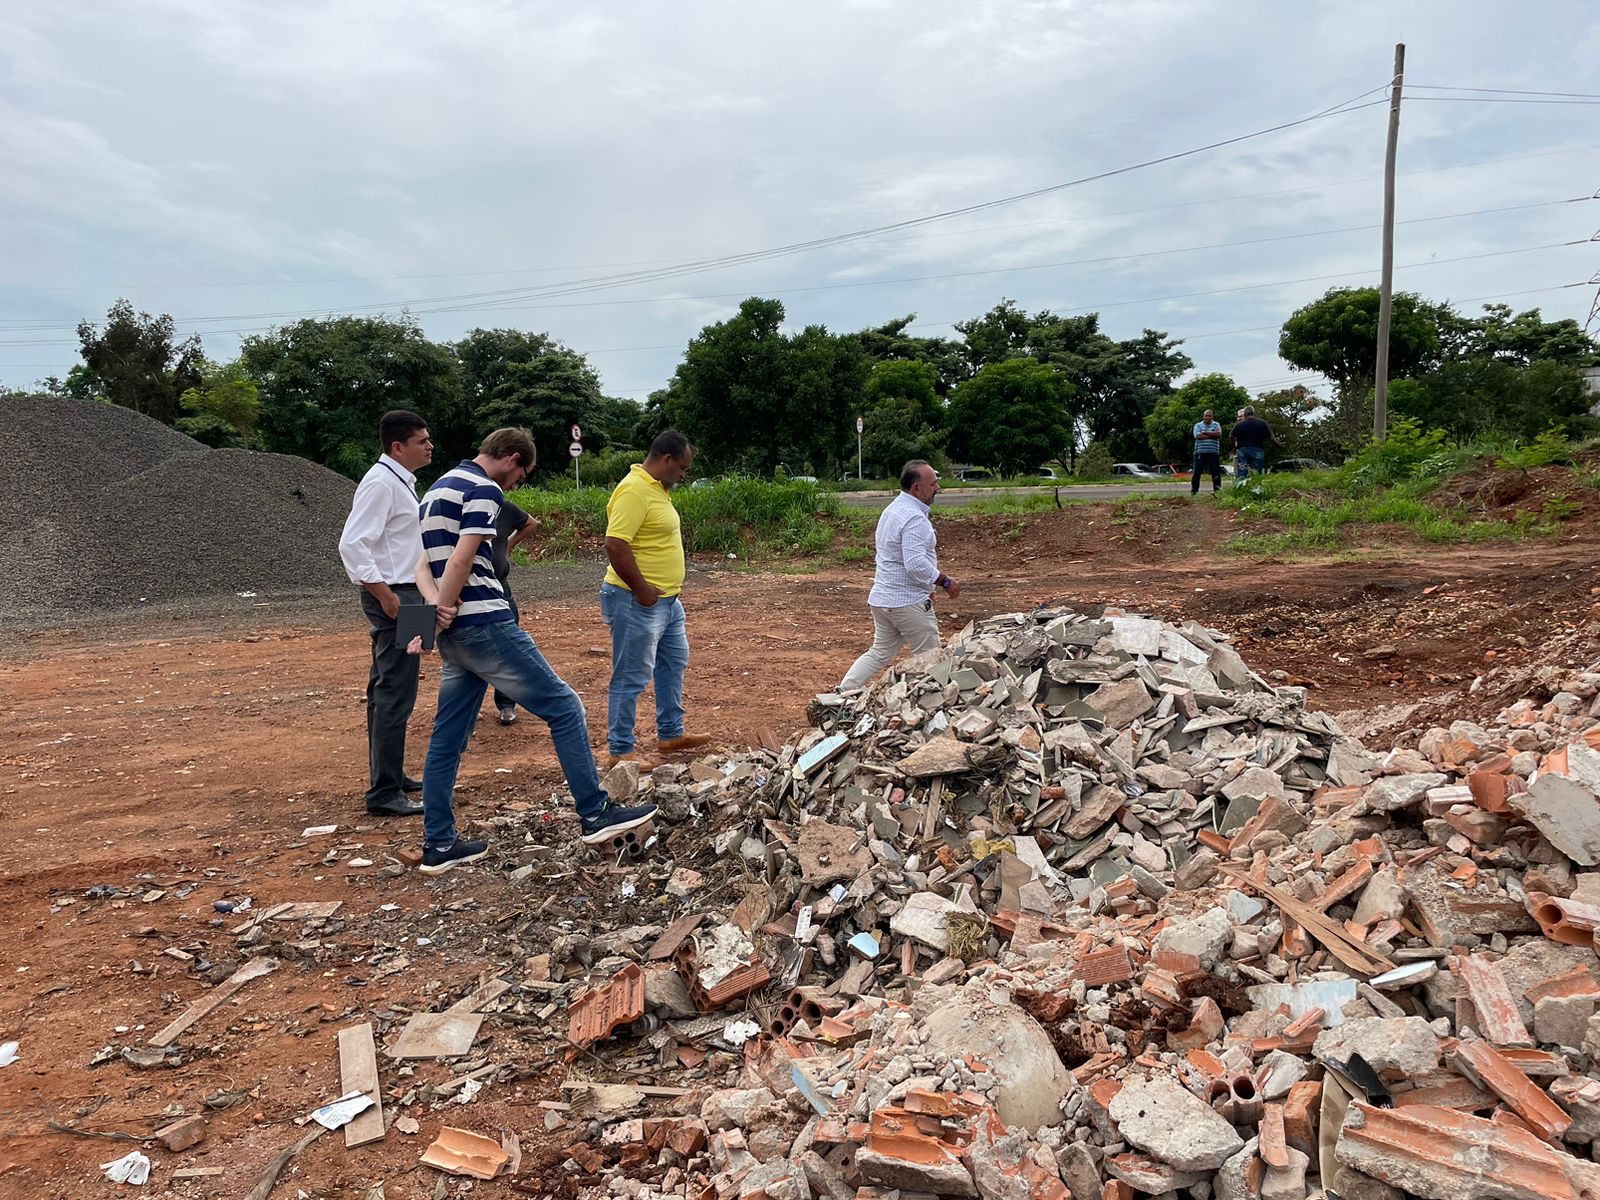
[1231,406,1281,483]
[489,497,536,725]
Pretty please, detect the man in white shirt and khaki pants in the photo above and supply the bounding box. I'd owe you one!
[338,410,434,818]
[838,459,960,692]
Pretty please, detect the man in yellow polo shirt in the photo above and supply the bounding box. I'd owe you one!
[601,429,712,763]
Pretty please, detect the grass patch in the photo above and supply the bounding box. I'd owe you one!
[509,476,842,564]
[1217,452,1573,555]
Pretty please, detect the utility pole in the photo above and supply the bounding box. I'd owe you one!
[1372,41,1405,442]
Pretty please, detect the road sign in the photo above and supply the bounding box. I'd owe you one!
[570,424,582,441]
[856,416,864,434]
[568,441,584,458]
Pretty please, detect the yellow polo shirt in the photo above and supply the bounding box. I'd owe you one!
[604,464,685,595]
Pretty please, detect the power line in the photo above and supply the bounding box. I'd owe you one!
[1406,96,1600,107]
[0,239,1582,351]
[0,194,1582,338]
[8,138,1594,298]
[20,88,1389,330]
[1409,84,1600,100]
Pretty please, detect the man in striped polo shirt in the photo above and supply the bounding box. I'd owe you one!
[1190,408,1224,496]
[413,427,655,874]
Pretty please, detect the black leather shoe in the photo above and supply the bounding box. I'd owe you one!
[402,776,423,793]
[366,797,424,817]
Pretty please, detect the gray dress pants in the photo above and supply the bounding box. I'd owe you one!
[359,583,422,807]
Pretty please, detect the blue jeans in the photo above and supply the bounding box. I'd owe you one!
[1236,446,1266,481]
[420,619,608,849]
[600,583,688,755]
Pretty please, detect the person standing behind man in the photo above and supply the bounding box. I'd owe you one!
[489,496,536,726]
[415,428,654,874]
[338,409,432,818]
[838,460,959,692]
[1231,405,1281,483]
[1190,408,1224,496]
[601,430,712,765]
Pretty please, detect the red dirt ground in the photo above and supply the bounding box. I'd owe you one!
[1,496,1596,1196]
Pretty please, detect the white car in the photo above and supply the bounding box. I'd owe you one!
[1111,462,1162,479]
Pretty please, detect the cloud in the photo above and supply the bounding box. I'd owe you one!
[2,0,1597,402]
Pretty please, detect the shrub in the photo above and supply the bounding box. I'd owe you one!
[1496,428,1574,470]
[1075,441,1114,480]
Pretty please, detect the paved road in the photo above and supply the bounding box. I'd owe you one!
[835,482,1193,510]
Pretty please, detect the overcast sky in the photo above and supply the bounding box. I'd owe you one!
[3,0,1597,405]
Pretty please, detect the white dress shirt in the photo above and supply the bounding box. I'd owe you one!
[866,491,940,608]
[338,454,422,586]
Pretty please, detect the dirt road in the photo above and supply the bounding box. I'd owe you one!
[1,498,1596,1194]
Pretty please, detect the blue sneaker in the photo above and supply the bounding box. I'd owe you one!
[419,837,490,875]
[580,802,658,846]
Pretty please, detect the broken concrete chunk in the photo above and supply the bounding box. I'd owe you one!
[1313,1017,1441,1081]
[1152,906,1234,972]
[1084,676,1155,727]
[1108,1075,1245,1171]
[1361,773,1449,813]
[1513,773,1600,866]
[889,891,962,953]
[920,994,1072,1131]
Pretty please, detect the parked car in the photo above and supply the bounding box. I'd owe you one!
[1150,464,1189,478]
[690,477,716,489]
[953,466,995,482]
[1268,458,1331,473]
[1111,463,1162,479]
[790,475,818,484]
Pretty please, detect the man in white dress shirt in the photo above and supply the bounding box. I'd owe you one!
[338,410,433,817]
[837,460,961,692]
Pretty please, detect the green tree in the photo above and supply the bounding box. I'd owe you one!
[945,360,1072,475]
[589,395,645,449]
[954,302,1191,465]
[452,328,609,473]
[782,323,871,475]
[75,298,205,425]
[1144,373,1251,462]
[860,396,944,479]
[856,314,968,395]
[862,359,942,431]
[1253,384,1344,462]
[664,297,868,476]
[1278,287,1445,446]
[1390,359,1595,442]
[954,299,1036,372]
[665,297,789,473]
[241,315,462,479]
[176,359,260,448]
[1439,303,1599,368]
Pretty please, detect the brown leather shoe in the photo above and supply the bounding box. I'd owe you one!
[657,734,713,755]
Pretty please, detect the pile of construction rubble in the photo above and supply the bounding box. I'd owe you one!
[546,605,1600,1200]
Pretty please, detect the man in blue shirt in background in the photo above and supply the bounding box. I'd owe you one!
[1191,409,1223,496]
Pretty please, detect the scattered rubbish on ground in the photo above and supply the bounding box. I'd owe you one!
[99,1150,150,1185]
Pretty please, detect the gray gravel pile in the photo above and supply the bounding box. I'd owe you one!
[0,395,357,625]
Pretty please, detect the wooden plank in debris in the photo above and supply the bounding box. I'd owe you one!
[447,977,512,1013]
[646,912,707,961]
[231,902,295,935]
[919,778,944,841]
[149,957,278,1047]
[336,1023,385,1149]
[1216,865,1393,976]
